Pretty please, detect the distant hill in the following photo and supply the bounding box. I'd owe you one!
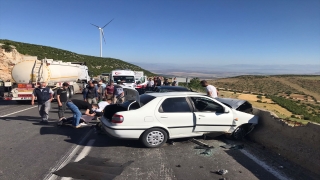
[210,75,320,100]
[0,39,156,77]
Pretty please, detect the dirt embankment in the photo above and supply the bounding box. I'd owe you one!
[0,47,37,81]
[249,109,320,176]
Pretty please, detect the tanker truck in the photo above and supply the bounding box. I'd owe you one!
[3,58,90,102]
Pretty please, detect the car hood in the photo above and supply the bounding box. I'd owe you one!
[215,98,248,109]
[123,86,140,104]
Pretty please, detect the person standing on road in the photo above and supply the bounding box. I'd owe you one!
[66,99,99,128]
[156,77,162,87]
[200,80,218,98]
[171,77,177,86]
[147,78,154,91]
[163,78,171,86]
[105,80,114,100]
[113,83,125,104]
[83,82,98,104]
[31,82,53,123]
[57,82,69,121]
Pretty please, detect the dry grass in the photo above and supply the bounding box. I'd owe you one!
[219,91,292,117]
[238,94,273,103]
[249,101,292,117]
[218,90,239,98]
[272,77,320,101]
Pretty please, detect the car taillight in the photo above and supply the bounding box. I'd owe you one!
[111,114,124,123]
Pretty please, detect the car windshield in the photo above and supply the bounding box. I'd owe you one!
[113,76,135,83]
[121,94,156,109]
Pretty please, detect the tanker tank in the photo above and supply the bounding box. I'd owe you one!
[11,59,82,84]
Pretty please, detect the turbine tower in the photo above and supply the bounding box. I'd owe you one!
[90,19,114,57]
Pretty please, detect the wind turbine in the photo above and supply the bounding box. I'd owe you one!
[90,19,114,57]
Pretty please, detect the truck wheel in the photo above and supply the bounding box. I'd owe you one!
[66,88,70,98]
[140,128,168,148]
[68,86,73,98]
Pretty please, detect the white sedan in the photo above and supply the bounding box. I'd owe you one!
[100,87,259,148]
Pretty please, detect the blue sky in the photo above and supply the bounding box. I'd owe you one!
[0,0,319,65]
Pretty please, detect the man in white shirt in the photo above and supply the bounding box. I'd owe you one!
[147,78,154,91]
[94,98,111,117]
[200,80,218,98]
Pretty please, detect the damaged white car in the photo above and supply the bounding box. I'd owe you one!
[100,87,259,148]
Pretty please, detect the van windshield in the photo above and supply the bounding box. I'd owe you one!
[113,76,135,83]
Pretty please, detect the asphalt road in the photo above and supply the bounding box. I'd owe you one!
[0,95,317,180]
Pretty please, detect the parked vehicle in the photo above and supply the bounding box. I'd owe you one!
[100,73,110,82]
[134,71,148,94]
[100,87,259,148]
[145,86,191,93]
[145,86,254,114]
[3,58,90,102]
[109,69,135,88]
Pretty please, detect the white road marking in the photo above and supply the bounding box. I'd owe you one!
[43,129,93,180]
[61,139,96,180]
[239,149,290,180]
[74,139,96,162]
[0,106,37,117]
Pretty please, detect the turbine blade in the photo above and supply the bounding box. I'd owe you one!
[102,18,114,29]
[101,29,106,44]
[90,23,100,28]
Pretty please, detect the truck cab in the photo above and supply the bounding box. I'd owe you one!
[110,70,135,88]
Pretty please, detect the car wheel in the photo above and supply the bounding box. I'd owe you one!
[141,128,168,148]
[232,126,247,140]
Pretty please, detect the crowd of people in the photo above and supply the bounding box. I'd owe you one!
[146,76,178,91]
[30,77,218,129]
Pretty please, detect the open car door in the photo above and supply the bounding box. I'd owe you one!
[189,96,235,133]
[123,86,140,105]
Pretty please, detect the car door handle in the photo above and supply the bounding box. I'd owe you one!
[160,116,168,118]
[199,115,206,117]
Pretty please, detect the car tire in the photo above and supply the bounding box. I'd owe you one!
[232,126,247,140]
[141,128,168,148]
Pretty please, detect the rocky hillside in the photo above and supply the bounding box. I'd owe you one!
[0,46,37,81]
[0,39,156,77]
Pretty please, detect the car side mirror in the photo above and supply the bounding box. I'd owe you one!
[224,108,229,113]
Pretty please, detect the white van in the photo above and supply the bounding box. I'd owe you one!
[110,70,136,88]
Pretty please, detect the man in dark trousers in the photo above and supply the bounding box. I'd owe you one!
[163,78,171,86]
[31,82,53,123]
[66,99,99,128]
[83,82,98,104]
[57,82,69,121]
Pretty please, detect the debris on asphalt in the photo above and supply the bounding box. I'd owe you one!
[189,138,213,148]
[169,141,175,145]
[219,178,227,180]
[217,169,229,175]
[220,144,244,150]
[239,170,242,173]
[199,166,204,168]
[53,156,134,180]
[200,149,211,155]
[176,165,181,167]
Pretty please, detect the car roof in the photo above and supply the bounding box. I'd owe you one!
[156,86,190,91]
[146,92,205,97]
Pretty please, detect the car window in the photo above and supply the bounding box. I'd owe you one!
[160,97,191,113]
[190,97,224,112]
[140,94,156,106]
[121,94,156,110]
